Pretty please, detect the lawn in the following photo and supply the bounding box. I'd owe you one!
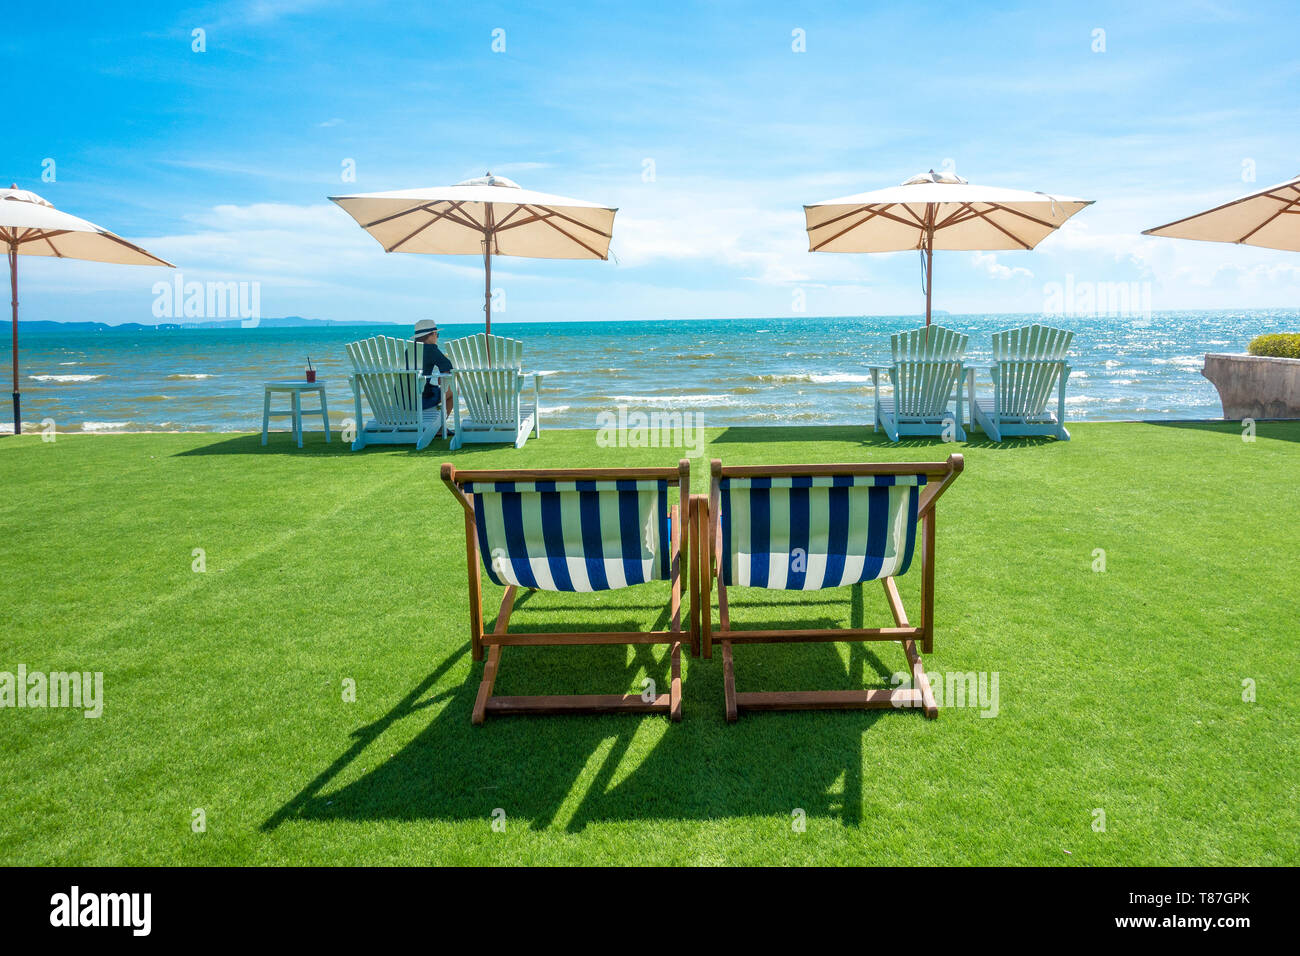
[0,422,1296,865]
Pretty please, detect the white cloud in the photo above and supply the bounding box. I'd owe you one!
[971,251,1033,280]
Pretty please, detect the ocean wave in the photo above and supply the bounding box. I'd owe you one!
[29,374,103,383]
[739,372,871,385]
[166,373,215,380]
[611,394,731,405]
[82,421,130,432]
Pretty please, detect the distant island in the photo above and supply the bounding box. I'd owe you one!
[0,317,405,333]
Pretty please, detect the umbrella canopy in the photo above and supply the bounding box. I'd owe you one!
[330,174,616,348]
[2,186,174,434]
[804,170,1093,324]
[1141,175,1300,252]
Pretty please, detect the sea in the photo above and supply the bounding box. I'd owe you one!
[6,310,1294,433]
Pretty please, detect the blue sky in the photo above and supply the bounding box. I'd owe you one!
[6,0,1300,325]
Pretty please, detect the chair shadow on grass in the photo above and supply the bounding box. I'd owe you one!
[263,583,909,834]
[172,432,521,458]
[711,424,1061,450]
[1148,419,1300,444]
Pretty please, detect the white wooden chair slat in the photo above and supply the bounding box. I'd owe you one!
[444,333,524,371]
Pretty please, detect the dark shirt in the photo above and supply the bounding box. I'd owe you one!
[420,343,453,409]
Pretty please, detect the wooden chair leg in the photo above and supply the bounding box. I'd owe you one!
[722,640,737,722]
[687,497,701,657]
[669,640,682,722]
[472,644,502,725]
[902,637,938,719]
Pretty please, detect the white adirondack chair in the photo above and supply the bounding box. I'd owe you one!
[444,332,523,370]
[971,324,1073,441]
[345,335,448,451]
[450,367,542,450]
[870,326,969,442]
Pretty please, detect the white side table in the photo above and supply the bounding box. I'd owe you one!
[262,381,330,448]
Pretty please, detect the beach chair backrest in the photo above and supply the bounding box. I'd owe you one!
[445,333,523,370]
[891,325,968,363]
[892,361,964,417]
[455,367,523,427]
[716,472,925,590]
[346,335,425,426]
[886,326,967,417]
[991,324,1073,417]
[460,477,676,592]
[991,324,1073,362]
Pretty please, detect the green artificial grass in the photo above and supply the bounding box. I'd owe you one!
[1,422,1296,865]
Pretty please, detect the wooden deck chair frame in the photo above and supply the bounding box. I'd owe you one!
[870,326,969,442]
[700,455,963,721]
[346,335,449,451]
[442,460,693,724]
[970,324,1073,441]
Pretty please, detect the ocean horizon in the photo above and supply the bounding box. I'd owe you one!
[7,308,1293,434]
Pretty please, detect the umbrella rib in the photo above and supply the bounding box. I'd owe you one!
[810,205,921,251]
[85,230,174,266]
[980,202,1063,232]
[961,206,1034,249]
[524,204,613,239]
[385,201,472,253]
[491,205,528,230]
[360,202,443,229]
[934,203,982,229]
[362,200,480,232]
[1237,194,1300,243]
[1143,178,1300,234]
[523,207,606,258]
[808,203,874,231]
[810,209,882,251]
[492,212,549,233]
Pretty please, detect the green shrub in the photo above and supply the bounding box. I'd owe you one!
[1247,334,1300,359]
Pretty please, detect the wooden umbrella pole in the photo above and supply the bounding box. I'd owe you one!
[9,242,18,436]
[924,223,935,337]
[483,204,495,367]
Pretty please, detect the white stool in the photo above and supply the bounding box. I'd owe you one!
[262,381,330,448]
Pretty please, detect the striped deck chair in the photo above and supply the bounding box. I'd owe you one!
[442,461,692,724]
[346,335,449,451]
[698,456,963,721]
[971,324,1073,441]
[870,325,969,442]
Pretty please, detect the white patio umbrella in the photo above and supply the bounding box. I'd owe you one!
[2,186,174,435]
[1142,174,1300,251]
[804,170,1093,325]
[330,174,616,359]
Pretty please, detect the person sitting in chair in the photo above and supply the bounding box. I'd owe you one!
[412,319,454,422]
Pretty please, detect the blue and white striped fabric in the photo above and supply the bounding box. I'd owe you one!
[718,474,925,589]
[464,480,672,592]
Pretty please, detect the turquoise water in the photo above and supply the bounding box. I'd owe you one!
[6,310,1295,433]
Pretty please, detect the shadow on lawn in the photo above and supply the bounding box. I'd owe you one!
[171,433,520,458]
[1147,419,1300,443]
[711,424,1062,451]
[264,584,914,833]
